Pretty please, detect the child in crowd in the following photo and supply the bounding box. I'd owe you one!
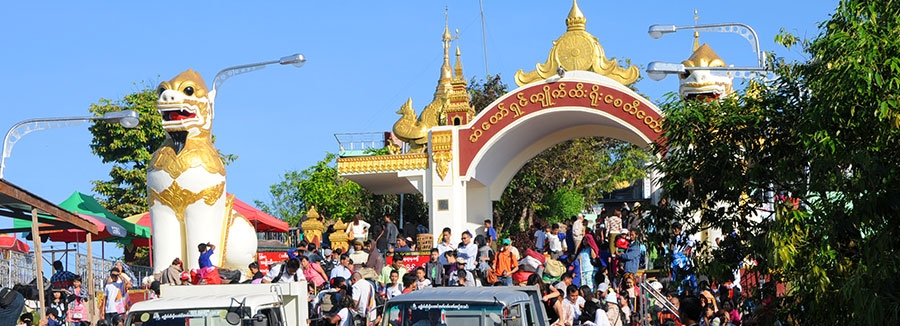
[414,267,431,290]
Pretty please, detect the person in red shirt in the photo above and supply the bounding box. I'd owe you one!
[493,238,519,286]
[401,273,417,294]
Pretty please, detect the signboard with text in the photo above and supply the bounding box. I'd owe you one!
[257,251,289,272]
[385,251,430,271]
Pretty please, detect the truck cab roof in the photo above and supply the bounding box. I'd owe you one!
[129,293,279,311]
[388,287,532,306]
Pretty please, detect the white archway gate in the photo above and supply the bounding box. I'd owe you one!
[424,71,665,238]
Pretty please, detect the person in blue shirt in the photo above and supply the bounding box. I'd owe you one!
[533,223,547,253]
[483,219,497,246]
[198,242,215,269]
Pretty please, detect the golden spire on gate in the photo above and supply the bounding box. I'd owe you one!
[392,9,473,153]
[515,0,640,86]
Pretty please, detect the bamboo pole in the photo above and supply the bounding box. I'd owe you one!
[87,232,95,324]
[31,207,47,319]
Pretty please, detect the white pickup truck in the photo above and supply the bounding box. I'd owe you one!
[124,281,309,326]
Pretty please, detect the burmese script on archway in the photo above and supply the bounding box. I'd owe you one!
[458,81,664,173]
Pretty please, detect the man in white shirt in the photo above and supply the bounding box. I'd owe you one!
[548,224,565,259]
[263,259,304,283]
[351,272,377,323]
[330,254,353,281]
[565,284,586,320]
[457,231,478,270]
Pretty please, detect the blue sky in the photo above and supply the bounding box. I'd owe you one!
[0,0,837,263]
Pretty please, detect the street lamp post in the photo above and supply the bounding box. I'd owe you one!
[211,53,306,92]
[0,110,140,179]
[645,23,769,81]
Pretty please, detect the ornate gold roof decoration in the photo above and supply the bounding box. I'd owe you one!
[329,218,349,252]
[431,130,453,180]
[392,15,456,153]
[337,153,429,174]
[301,206,325,246]
[515,0,640,86]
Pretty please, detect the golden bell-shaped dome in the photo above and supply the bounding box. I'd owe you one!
[301,206,325,247]
[329,218,350,253]
[682,44,727,68]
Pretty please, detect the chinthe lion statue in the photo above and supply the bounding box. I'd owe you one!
[147,69,257,275]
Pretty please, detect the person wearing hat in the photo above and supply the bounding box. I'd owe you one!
[492,238,519,286]
[348,240,368,266]
[605,292,624,326]
[448,259,476,287]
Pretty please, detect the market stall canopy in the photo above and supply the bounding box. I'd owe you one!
[0,179,97,234]
[125,194,288,233]
[56,191,150,242]
[232,197,289,232]
[14,213,128,243]
[0,234,29,253]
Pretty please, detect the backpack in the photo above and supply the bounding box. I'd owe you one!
[369,280,385,315]
[0,287,17,308]
[320,259,336,277]
[273,263,298,283]
[545,258,566,277]
[319,291,341,314]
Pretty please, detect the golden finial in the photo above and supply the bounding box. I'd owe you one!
[454,29,463,78]
[693,10,700,52]
[515,0,639,86]
[455,46,464,78]
[443,6,452,41]
[439,7,453,88]
[566,0,587,31]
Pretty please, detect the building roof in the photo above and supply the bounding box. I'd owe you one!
[0,179,97,234]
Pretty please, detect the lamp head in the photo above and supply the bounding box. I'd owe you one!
[646,62,686,81]
[280,53,306,68]
[100,110,140,129]
[648,24,676,39]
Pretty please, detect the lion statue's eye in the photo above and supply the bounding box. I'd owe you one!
[158,87,166,95]
[183,86,195,96]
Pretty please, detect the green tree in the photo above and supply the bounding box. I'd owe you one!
[256,153,363,225]
[542,189,584,224]
[256,153,428,227]
[89,85,165,218]
[651,0,900,323]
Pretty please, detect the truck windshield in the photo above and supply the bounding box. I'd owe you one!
[381,302,503,326]
[126,308,247,326]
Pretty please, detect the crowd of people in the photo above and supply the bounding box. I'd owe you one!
[5,204,748,326]
[235,204,745,326]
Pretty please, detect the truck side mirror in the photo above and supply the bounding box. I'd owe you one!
[489,313,503,325]
[225,312,241,325]
[251,313,268,326]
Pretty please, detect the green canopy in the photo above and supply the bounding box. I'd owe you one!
[60,191,150,243]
